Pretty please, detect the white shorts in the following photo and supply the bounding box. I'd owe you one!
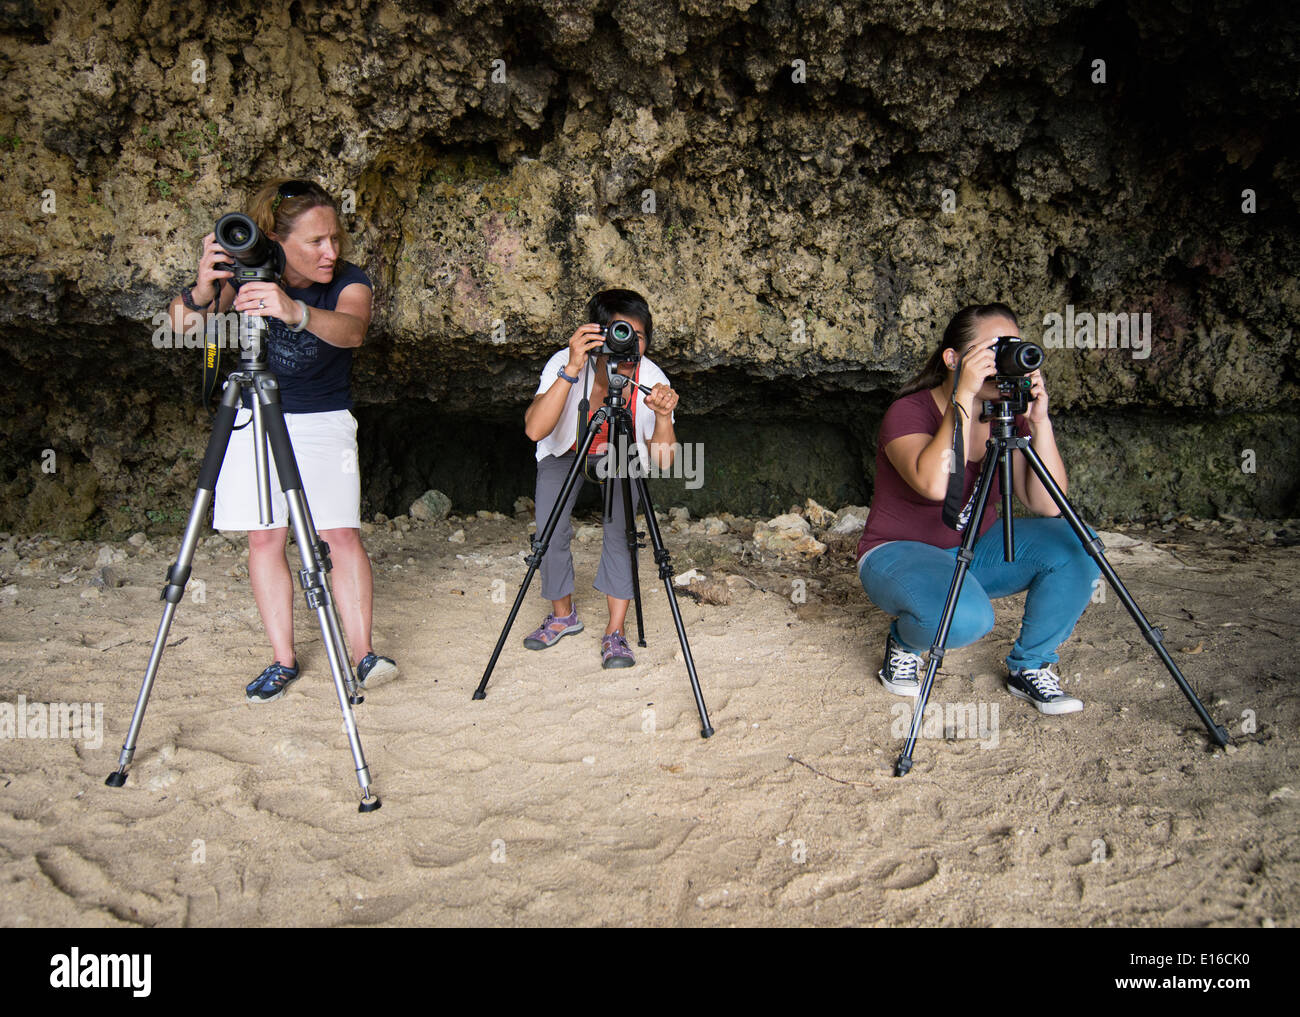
[212,408,361,532]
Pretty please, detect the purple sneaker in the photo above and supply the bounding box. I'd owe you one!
[523,610,583,650]
[600,629,635,669]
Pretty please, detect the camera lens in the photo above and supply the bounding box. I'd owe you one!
[215,212,272,266]
[602,320,637,357]
[994,337,1044,377]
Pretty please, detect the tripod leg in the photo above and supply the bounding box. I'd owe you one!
[475,554,545,700]
[895,449,1001,776]
[106,386,243,787]
[326,590,363,706]
[259,391,381,811]
[620,462,647,648]
[1018,444,1230,747]
[1001,442,1015,560]
[633,475,713,738]
[307,532,363,705]
[476,414,608,700]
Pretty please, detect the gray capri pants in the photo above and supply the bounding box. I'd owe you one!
[535,451,643,602]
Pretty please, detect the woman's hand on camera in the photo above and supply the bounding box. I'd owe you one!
[567,324,604,374]
[645,383,678,418]
[1026,369,1050,424]
[232,281,302,326]
[193,233,234,305]
[954,341,998,407]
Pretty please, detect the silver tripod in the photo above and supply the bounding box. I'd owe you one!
[105,302,381,812]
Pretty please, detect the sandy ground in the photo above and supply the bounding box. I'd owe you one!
[0,507,1296,927]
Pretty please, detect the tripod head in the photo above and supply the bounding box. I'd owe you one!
[585,351,645,401]
[979,365,1035,420]
[604,361,632,403]
[218,264,279,372]
[979,389,1031,424]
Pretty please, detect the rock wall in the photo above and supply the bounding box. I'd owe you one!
[3,0,1297,536]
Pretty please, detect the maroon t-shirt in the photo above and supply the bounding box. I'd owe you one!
[858,389,1033,559]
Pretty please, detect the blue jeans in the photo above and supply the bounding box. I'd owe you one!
[858,517,1101,672]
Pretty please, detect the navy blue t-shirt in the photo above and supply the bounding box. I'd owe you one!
[240,261,371,413]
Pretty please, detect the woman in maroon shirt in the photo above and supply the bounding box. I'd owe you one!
[858,303,1100,715]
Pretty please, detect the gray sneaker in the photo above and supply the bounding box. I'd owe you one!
[878,633,924,697]
[1006,664,1083,715]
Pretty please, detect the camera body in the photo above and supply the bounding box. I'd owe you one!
[596,320,640,362]
[214,212,284,286]
[990,335,1044,400]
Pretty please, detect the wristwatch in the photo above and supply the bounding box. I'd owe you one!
[558,366,580,383]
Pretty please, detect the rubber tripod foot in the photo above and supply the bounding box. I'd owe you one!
[105,771,128,787]
[472,689,486,700]
[349,693,364,706]
[358,796,382,813]
[894,757,913,777]
[700,725,714,739]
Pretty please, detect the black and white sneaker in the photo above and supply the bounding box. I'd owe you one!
[878,632,925,697]
[1006,665,1083,715]
[356,652,398,689]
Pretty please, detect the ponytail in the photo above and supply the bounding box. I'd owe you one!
[896,302,1020,398]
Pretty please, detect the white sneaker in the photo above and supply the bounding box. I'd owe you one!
[878,633,925,697]
[1006,664,1083,715]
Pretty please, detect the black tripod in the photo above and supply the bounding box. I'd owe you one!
[105,296,382,812]
[474,365,714,738]
[894,391,1230,776]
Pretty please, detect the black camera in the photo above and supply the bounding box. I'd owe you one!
[596,320,640,361]
[990,335,1044,400]
[214,212,284,285]
[992,335,1043,377]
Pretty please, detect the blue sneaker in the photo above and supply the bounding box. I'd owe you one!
[246,661,299,703]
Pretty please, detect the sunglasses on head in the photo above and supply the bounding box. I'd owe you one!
[271,179,317,212]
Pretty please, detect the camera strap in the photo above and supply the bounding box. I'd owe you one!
[198,284,228,410]
[200,312,221,408]
[577,358,590,460]
[941,355,968,530]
